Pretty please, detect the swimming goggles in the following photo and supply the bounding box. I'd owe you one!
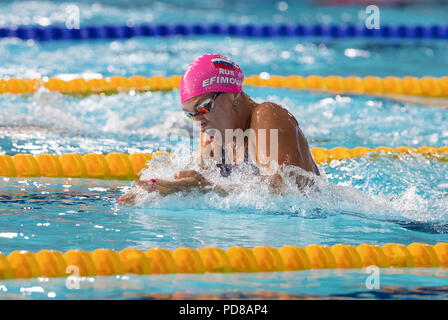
[185,92,221,119]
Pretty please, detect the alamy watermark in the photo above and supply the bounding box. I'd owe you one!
[65,265,80,290]
[365,5,380,30]
[168,126,279,170]
[364,265,380,290]
[65,4,80,29]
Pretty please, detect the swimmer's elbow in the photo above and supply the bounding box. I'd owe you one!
[266,173,286,195]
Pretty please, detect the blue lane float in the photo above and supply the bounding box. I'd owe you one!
[0,24,447,41]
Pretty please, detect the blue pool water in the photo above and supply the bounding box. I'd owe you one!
[2,37,448,78]
[1,269,448,300]
[1,0,448,299]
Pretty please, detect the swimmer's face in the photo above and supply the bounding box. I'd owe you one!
[182,92,238,137]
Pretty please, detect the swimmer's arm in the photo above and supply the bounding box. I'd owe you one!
[256,173,285,195]
[250,103,318,192]
[252,170,318,196]
[118,172,222,205]
[118,170,281,206]
[137,170,229,197]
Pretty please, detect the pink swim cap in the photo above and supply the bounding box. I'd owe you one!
[180,54,244,103]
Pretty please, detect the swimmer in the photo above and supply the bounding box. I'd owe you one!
[118,54,320,205]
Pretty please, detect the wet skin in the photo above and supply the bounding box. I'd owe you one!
[118,92,319,205]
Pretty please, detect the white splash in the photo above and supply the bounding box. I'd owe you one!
[31,87,84,129]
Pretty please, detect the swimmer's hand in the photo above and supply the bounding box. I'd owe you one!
[118,170,228,205]
[118,189,138,206]
[141,170,213,196]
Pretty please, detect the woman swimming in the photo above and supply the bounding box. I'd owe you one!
[118,54,319,205]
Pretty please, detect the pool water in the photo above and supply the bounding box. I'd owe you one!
[1,268,448,300]
[1,0,448,300]
[2,37,448,79]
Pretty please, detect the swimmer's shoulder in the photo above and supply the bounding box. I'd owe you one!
[251,102,298,128]
[252,101,284,115]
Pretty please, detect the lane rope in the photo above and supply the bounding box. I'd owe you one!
[1,75,448,98]
[0,146,447,180]
[1,243,447,280]
[1,23,447,41]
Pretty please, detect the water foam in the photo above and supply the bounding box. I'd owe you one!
[128,147,448,234]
